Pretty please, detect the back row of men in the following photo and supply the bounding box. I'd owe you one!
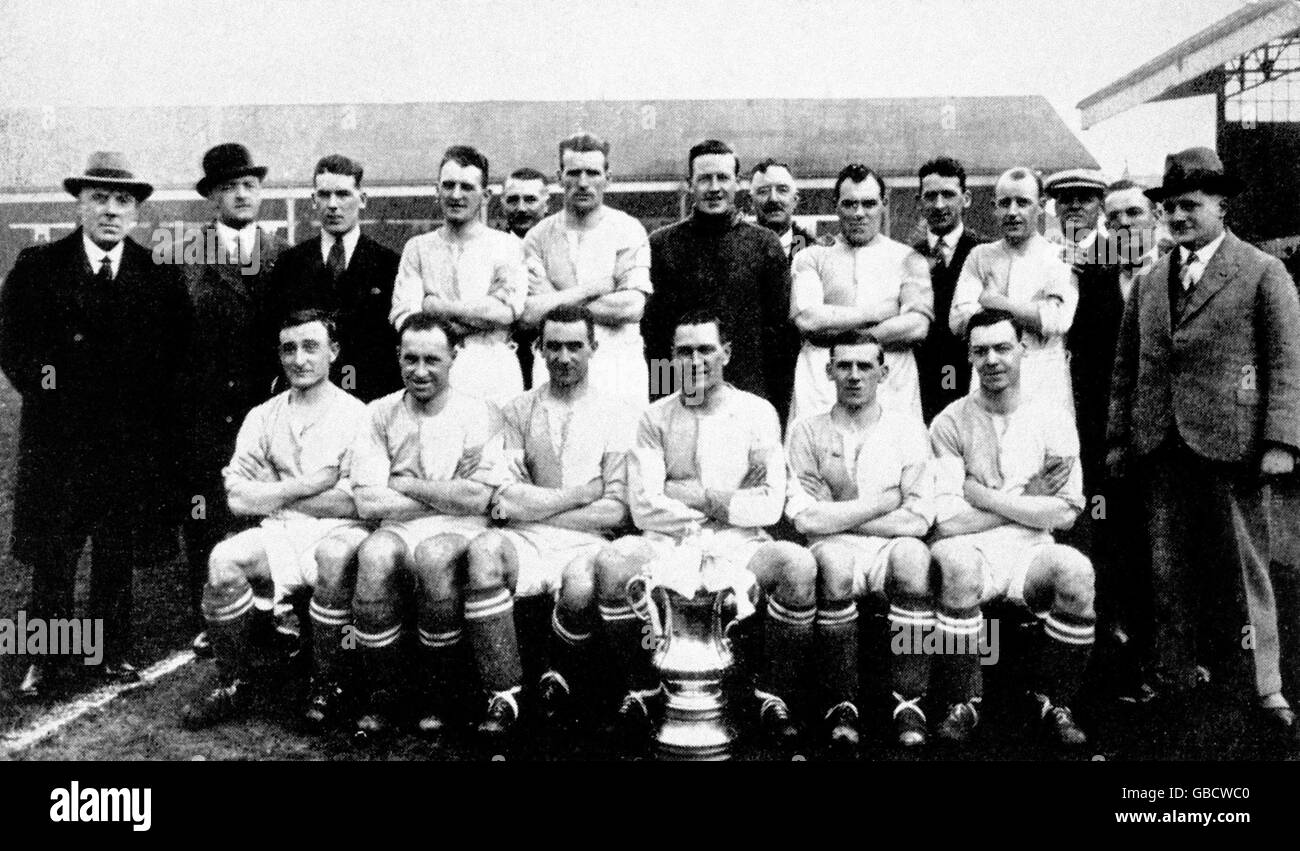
[4,134,1298,751]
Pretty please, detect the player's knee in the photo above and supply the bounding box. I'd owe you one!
[770,541,817,607]
[207,540,249,590]
[559,552,597,611]
[812,541,856,602]
[315,536,359,595]
[356,534,403,601]
[412,534,467,596]
[1051,548,1095,614]
[932,541,981,606]
[886,538,932,598]
[595,539,642,600]
[466,531,508,590]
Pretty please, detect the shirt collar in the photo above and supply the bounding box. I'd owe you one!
[216,220,258,253]
[927,223,964,251]
[320,225,361,265]
[1180,230,1226,267]
[82,231,124,277]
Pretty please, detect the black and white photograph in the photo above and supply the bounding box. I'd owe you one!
[0,0,1296,832]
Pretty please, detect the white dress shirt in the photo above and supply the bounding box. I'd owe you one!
[82,233,124,278]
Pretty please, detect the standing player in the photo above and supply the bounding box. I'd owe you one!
[390,145,527,403]
[592,310,817,749]
[521,133,652,408]
[789,163,932,425]
[929,309,1094,747]
[464,305,636,740]
[785,330,935,750]
[348,313,499,739]
[950,168,1077,419]
[180,309,370,730]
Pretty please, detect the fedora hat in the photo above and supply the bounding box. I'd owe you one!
[1146,147,1242,201]
[196,143,268,196]
[63,151,153,202]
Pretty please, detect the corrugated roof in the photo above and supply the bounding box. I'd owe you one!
[0,96,1095,192]
[1078,0,1300,128]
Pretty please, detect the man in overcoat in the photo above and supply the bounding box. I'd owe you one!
[0,152,192,694]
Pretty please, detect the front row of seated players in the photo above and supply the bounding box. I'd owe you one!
[182,303,1095,753]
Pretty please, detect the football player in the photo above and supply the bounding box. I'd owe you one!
[928,308,1095,747]
[348,312,499,739]
[465,304,636,740]
[785,329,935,751]
[181,309,370,730]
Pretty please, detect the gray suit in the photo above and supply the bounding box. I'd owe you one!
[1108,229,1300,697]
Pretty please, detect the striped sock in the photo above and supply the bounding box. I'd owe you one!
[202,581,255,682]
[547,604,596,693]
[888,595,935,699]
[1035,610,1096,706]
[816,601,859,710]
[600,594,657,693]
[935,606,984,702]
[353,622,404,696]
[762,596,815,708]
[465,587,522,693]
[309,596,351,683]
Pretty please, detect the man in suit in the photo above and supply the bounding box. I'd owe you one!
[913,157,985,423]
[1066,180,1158,675]
[0,152,193,694]
[1108,147,1300,740]
[751,158,816,426]
[181,143,287,656]
[271,154,402,402]
[643,140,792,406]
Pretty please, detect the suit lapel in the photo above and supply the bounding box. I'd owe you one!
[1176,233,1239,328]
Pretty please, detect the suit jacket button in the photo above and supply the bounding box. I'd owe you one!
[73,333,83,342]
[225,415,233,424]
[228,380,235,388]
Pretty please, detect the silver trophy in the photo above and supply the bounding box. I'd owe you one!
[627,549,740,761]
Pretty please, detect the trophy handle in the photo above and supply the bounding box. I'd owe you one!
[626,574,663,641]
[715,587,738,651]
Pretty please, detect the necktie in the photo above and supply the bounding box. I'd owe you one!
[97,255,113,283]
[1180,251,1199,291]
[937,240,952,268]
[326,237,346,282]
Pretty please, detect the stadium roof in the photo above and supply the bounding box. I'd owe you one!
[0,95,1095,193]
[1078,0,1300,129]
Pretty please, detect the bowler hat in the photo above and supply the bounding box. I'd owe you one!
[63,151,153,202]
[1146,147,1242,201]
[196,143,268,196]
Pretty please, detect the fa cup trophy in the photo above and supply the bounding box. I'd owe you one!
[626,532,740,760]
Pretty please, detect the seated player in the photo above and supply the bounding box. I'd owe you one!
[464,304,636,740]
[785,329,935,751]
[181,309,370,730]
[348,312,498,740]
[929,309,1095,747]
[592,310,816,749]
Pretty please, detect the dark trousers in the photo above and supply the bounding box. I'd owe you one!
[1140,441,1281,697]
[1268,475,1300,702]
[28,511,140,664]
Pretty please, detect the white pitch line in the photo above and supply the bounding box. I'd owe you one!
[1,650,195,757]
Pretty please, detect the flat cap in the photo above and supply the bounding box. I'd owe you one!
[1044,168,1107,196]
